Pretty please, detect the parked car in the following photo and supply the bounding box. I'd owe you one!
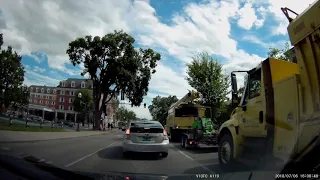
[122,120,169,158]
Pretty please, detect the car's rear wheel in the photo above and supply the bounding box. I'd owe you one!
[123,151,130,158]
[161,152,168,158]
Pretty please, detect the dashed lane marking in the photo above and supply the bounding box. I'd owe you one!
[65,140,120,167]
[170,144,214,173]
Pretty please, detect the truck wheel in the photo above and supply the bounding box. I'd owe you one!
[218,134,235,170]
[181,136,185,148]
[183,136,188,149]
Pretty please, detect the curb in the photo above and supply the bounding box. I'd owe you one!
[0,131,113,144]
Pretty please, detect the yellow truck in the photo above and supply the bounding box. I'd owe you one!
[165,90,212,141]
[217,0,320,173]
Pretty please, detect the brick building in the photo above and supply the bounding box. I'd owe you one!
[28,78,116,122]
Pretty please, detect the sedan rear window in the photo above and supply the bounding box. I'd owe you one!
[130,122,163,133]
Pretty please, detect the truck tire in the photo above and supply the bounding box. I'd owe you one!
[218,133,235,171]
[181,136,185,148]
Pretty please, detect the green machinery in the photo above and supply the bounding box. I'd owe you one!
[180,116,218,149]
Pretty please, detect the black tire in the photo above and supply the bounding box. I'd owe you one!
[218,133,235,171]
[181,136,185,148]
[123,151,130,158]
[162,152,168,158]
[183,136,188,149]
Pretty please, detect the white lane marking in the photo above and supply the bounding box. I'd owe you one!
[65,140,120,167]
[170,144,214,173]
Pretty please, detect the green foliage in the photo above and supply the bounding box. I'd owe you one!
[116,106,136,122]
[66,30,161,108]
[0,33,29,112]
[186,52,230,121]
[268,42,294,61]
[148,95,179,125]
[73,89,93,114]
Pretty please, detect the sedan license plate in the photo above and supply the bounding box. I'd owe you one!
[142,137,152,141]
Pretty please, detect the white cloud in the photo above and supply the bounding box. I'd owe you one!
[242,35,288,49]
[236,3,259,30]
[260,0,316,35]
[33,66,46,73]
[24,69,60,87]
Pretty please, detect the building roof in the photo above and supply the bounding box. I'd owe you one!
[28,85,57,94]
[57,78,93,89]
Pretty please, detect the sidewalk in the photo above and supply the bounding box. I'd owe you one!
[0,130,110,143]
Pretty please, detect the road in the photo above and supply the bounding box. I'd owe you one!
[0,130,278,179]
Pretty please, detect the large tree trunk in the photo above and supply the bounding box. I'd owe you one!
[93,100,102,130]
[92,82,101,130]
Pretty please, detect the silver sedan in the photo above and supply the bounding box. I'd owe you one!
[122,121,170,158]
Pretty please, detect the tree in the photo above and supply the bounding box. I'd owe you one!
[116,106,136,122]
[148,95,179,125]
[66,30,161,129]
[268,42,294,61]
[186,52,230,124]
[0,34,29,113]
[73,89,93,123]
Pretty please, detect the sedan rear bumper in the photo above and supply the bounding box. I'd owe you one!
[123,139,170,153]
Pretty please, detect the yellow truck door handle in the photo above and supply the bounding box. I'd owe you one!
[259,111,263,124]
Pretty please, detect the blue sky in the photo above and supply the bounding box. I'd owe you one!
[0,0,315,118]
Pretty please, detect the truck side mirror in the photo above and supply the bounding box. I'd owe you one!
[231,72,238,107]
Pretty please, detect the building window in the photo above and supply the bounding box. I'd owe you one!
[29,99,32,103]
[81,81,85,88]
[34,99,37,103]
[41,88,44,93]
[59,105,64,110]
[36,88,39,92]
[30,87,33,92]
[60,98,64,102]
[60,90,65,95]
[61,81,65,87]
[69,106,73,111]
[70,91,74,96]
[52,101,55,105]
[69,98,73,103]
[52,96,56,100]
[40,95,43,98]
[71,81,75,87]
[47,88,50,93]
[46,96,49,99]
[53,89,56,94]
[40,100,43,104]
[35,94,38,98]
[46,101,49,104]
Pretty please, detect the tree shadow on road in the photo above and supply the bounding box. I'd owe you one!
[98,146,164,161]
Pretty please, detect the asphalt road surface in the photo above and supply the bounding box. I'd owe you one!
[0,130,280,179]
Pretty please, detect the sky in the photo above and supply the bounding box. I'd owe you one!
[0,0,316,119]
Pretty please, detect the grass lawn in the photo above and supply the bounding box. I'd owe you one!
[0,124,66,132]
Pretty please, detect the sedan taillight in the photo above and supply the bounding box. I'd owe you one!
[163,129,167,136]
